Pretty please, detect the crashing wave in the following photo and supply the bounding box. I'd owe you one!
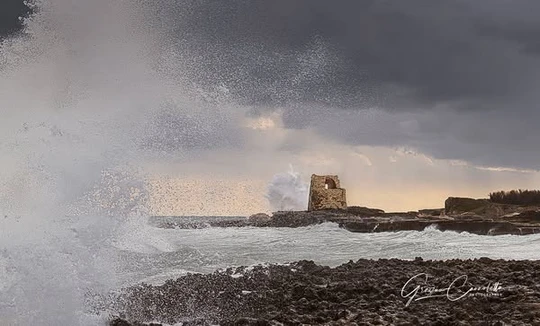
[266,165,308,211]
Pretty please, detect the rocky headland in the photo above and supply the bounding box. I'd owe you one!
[149,197,540,236]
[108,258,540,326]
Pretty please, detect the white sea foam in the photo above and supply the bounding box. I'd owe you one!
[110,221,540,289]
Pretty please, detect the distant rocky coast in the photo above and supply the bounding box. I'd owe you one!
[150,197,540,236]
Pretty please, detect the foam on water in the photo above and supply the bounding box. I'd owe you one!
[112,221,540,287]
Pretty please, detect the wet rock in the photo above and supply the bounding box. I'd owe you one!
[248,213,272,223]
[107,258,540,326]
[346,206,385,215]
[509,210,540,223]
[149,204,540,235]
[418,208,444,216]
[340,219,540,236]
[445,197,540,218]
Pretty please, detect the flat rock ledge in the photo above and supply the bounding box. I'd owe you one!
[149,206,540,236]
[107,258,540,326]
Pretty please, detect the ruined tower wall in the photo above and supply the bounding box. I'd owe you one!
[308,174,347,211]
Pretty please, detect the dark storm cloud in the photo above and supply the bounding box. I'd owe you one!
[3,0,540,169]
[175,0,540,110]
[0,0,31,38]
[170,0,540,170]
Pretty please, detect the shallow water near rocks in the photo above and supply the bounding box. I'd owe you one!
[113,219,540,287]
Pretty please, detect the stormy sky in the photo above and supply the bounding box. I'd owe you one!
[168,0,540,171]
[0,0,29,36]
[2,0,540,213]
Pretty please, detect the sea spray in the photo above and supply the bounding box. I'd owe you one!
[0,0,219,324]
[266,166,309,211]
[0,0,329,323]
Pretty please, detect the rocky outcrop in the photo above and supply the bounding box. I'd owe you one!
[444,197,540,218]
[444,197,492,215]
[108,258,540,326]
[340,219,540,235]
[150,203,540,236]
[346,206,385,215]
[508,210,540,223]
[148,196,540,236]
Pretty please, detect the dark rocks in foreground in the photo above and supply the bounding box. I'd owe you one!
[109,258,540,326]
[150,204,540,236]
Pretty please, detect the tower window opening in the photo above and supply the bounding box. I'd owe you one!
[325,178,336,189]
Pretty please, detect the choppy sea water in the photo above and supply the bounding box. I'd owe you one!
[112,218,540,287]
[2,214,540,325]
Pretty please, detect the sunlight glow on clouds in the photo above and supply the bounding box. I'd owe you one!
[145,110,540,216]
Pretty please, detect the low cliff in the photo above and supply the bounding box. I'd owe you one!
[444,197,540,218]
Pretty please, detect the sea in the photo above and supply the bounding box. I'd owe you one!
[3,212,540,325]
[114,218,540,288]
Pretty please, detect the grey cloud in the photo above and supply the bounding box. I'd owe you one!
[141,104,244,153]
[0,0,30,37]
[283,105,540,170]
[172,0,540,110]
[164,0,540,170]
[3,0,540,170]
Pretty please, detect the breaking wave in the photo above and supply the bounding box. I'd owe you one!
[0,0,239,324]
[266,166,309,211]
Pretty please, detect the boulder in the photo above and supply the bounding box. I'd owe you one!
[444,197,491,215]
[444,197,540,218]
[418,208,444,216]
[345,206,385,216]
[248,213,272,223]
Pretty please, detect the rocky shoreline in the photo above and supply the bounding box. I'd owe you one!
[108,258,540,326]
[149,198,540,236]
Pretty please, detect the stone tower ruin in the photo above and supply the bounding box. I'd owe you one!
[308,174,347,211]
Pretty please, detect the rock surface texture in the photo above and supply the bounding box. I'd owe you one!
[108,258,540,326]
